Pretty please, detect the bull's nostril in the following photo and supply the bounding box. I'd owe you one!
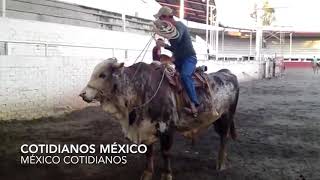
[79,92,86,97]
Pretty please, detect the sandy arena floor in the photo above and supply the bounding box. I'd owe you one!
[0,69,319,180]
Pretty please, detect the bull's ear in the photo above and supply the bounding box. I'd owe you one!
[118,62,124,68]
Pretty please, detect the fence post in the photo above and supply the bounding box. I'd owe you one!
[4,41,8,55]
[44,44,48,56]
[122,13,126,32]
[1,0,6,17]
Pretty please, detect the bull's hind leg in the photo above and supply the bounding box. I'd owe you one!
[214,115,228,170]
[213,113,235,171]
[214,87,238,171]
[140,145,154,180]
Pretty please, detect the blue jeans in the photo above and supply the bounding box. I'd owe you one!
[176,56,199,105]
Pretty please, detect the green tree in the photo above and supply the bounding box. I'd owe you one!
[261,0,275,26]
[250,0,276,26]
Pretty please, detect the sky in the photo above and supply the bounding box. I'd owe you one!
[216,0,320,28]
[59,0,320,30]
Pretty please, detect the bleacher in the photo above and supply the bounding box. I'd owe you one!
[6,0,152,34]
[2,0,319,61]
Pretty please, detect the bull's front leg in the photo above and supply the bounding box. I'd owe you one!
[140,145,154,180]
[160,130,174,180]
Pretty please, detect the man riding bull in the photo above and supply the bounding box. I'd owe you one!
[153,6,200,117]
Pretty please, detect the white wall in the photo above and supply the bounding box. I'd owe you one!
[0,17,154,60]
[0,55,264,120]
[198,60,263,81]
[0,17,266,120]
[0,56,101,120]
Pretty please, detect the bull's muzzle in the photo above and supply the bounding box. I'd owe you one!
[79,91,92,103]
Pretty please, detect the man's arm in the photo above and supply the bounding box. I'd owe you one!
[156,39,173,52]
[164,44,174,52]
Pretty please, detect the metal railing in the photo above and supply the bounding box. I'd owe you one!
[0,40,261,62]
[0,40,154,58]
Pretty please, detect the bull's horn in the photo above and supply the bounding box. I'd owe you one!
[106,57,118,63]
[112,62,124,69]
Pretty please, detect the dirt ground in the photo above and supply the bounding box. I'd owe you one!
[0,69,319,180]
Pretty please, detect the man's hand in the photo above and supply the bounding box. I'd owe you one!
[156,39,166,47]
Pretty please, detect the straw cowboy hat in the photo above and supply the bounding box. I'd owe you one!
[153,7,179,39]
[153,6,173,19]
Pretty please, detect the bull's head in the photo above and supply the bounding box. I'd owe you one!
[79,57,124,103]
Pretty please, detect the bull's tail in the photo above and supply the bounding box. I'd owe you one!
[229,87,239,140]
[230,119,237,140]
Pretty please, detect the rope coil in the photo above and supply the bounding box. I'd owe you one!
[152,20,179,40]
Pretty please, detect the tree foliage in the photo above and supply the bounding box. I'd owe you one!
[250,0,276,26]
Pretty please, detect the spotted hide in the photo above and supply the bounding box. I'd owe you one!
[80,58,240,180]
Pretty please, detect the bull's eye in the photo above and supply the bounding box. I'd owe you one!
[112,84,118,93]
[99,73,106,79]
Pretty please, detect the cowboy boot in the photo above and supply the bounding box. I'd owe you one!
[183,103,198,118]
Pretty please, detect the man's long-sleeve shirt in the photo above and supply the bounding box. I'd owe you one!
[164,21,196,67]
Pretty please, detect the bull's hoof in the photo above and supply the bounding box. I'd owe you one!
[216,153,228,171]
[140,170,153,180]
[216,163,227,171]
[216,159,228,171]
[160,173,173,180]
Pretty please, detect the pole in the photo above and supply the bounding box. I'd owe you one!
[205,0,209,45]
[1,0,6,17]
[215,24,219,60]
[122,13,126,32]
[249,31,252,60]
[179,0,184,19]
[255,1,263,61]
[289,32,292,61]
[222,30,224,55]
[279,32,282,55]
[210,6,213,48]
[256,29,262,61]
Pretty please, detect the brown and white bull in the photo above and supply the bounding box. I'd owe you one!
[80,58,239,180]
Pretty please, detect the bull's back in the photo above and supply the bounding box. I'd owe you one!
[207,69,239,112]
[209,69,238,89]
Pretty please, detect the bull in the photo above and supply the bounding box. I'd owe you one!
[80,58,239,180]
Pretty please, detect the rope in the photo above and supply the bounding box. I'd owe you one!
[130,34,154,81]
[133,67,167,109]
[127,32,169,109]
[133,35,154,64]
[153,20,179,40]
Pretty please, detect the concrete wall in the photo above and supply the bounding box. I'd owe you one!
[0,17,210,59]
[0,55,268,120]
[0,56,101,120]
[0,17,154,60]
[217,35,320,58]
[0,17,269,121]
[198,60,263,81]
